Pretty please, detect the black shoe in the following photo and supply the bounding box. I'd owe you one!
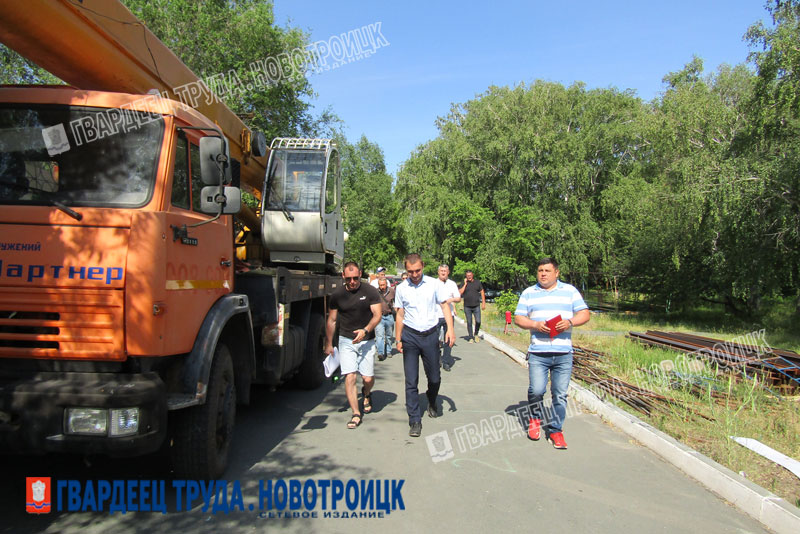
[378,353,386,361]
[427,404,439,418]
[409,422,422,437]
[443,363,451,372]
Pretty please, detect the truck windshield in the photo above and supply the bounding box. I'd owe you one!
[0,105,163,207]
[266,150,325,213]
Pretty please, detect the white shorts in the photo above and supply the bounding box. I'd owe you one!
[338,337,376,377]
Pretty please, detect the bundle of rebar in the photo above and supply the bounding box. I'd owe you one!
[572,346,695,417]
[626,331,800,391]
[635,367,726,402]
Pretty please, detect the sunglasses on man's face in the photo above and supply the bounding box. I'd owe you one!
[344,276,360,282]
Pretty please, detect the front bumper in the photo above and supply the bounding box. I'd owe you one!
[0,371,166,456]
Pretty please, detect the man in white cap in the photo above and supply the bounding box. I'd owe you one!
[370,266,387,288]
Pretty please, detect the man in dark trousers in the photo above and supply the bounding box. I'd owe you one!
[375,277,396,361]
[435,264,461,371]
[324,261,382,429]
[394,253,454,437]
[459,270,485,343]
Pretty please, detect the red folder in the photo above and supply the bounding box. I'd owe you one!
[545,315,562,338]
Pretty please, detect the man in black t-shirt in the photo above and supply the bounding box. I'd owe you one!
[459,270,486,343]
[325,261,382,429]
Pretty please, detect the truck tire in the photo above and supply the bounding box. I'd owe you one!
[170,342,236,479]
[295,313,326,390]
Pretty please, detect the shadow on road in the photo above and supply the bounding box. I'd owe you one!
[0,378,358,534]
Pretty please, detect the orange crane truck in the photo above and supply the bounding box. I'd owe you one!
[0,0,344,478]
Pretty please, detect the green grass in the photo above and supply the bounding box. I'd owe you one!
[462,301,800,508]
[583,331,800,508]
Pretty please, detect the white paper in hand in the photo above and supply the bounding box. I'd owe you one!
[323,347,340,377]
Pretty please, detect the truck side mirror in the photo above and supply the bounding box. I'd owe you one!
[200,185,241,215]
[199,136,232,185]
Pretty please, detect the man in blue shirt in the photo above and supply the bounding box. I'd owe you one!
[395,253,454,437]
[514,257,590,449]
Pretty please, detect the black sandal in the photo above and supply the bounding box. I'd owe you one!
[347,413,362,429]
[362,387,373,414]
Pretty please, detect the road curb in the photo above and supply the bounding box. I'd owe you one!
[461,318,800,534]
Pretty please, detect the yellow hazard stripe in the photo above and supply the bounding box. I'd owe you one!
[166,280,231,290]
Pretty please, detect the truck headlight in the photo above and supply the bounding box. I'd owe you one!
[110,408,139,436]
[66,408,107,435]
[65,407,139,436]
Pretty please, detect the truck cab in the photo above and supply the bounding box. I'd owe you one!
[262,137,344,266]
[0,86,337,478]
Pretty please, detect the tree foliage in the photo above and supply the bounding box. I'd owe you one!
[494,290,520,318]
[0,1,333,140]
[0,45,62,85]
[742,0,800,310]
[397,81,641,289]
[395,2,800,315]
[122,0,331,140]
[339,135,403,271]
[2,1,797,315]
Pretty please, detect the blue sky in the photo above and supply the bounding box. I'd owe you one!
[274,1,770,176]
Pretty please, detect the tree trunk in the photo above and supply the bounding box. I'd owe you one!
[747,284,762,314]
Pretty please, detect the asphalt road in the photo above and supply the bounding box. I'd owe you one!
[1,321,770,533]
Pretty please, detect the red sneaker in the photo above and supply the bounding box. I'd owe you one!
[527,418,541,441]
[548,432,568,449]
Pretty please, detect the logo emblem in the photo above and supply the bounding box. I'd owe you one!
[425,431,455,463]
[26,477,51,514]
[42,124,70,156]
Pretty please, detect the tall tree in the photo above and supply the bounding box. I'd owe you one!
[397,81,643,287]
[603,59,761,311]
[339,135,403,270]
[122,0,324,140]
[744,0,800,311]
[1,1,333,140]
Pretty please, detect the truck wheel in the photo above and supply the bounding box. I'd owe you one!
[170,342,236,479]
[295,313,326,390]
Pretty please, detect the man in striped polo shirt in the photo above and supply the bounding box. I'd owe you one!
[514,257,590,449]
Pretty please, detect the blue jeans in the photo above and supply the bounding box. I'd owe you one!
[375,314,395,356]
[464,305,481,339]
[527,352,573,433]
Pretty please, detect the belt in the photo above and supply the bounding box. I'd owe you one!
[383,312,393,316]
[404,325,438,337]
